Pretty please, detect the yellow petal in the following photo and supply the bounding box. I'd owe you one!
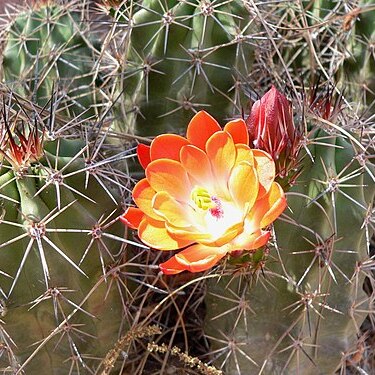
[260,182,287,228]
[253,149,276,199]
[138,217,193,250]
[200,221,244,247]
[229,161,258,209]
[206,131,236,195]
[230,229,271,250]
[165,223,212,242]
[235,144,254,165]
[152,191,193,228]
[160,244,227,274]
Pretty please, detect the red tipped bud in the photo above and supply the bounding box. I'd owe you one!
[308,82,343,123]
[0,119,44,172]
[246,86,302,185]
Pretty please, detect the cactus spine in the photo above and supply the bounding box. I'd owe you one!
[205,125,374,373]
[101,0,256,135]
[1,1,100,118]
[0,95,130,373]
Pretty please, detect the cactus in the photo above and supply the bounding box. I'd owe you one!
[253,0,375,107]
[0,0,373,373]
[204,123,374,373]
[100,0,256,135]
[342,0,375,106]
[1,1,101,118]
[0,95,133,373]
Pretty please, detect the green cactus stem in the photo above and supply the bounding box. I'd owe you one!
[0,101,133,373]
[101,0,256,136]
[1,1,101,119]
[205,128,374,374]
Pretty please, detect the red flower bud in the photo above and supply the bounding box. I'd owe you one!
[246,86,302,184]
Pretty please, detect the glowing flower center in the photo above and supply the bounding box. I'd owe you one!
[190,185,225,222]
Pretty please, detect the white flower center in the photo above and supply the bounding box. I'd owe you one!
[191,186,243,240]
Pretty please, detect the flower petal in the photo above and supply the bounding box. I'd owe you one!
[186,111,221,150]
[152,191,193,227]
[146,159,192,201]
[235,144,255,165]
[253,149,276,199]
[224,118,249,145]
[229,162,258,209]
[165,223,212,242]
[120,207,144,229]
[206,131,236,194]
[230,229,271,250]
[138,217,193,250]
[160,244,227,274]
[235,144,254,165]
[159,256,187,275]
[137,144,151,169]
[180,145,214,187]
[200,222,244,247]
[133,179,160,220]
[150,134,190,162]
[259,182,287,228]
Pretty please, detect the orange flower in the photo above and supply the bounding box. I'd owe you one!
[121,111,287,274]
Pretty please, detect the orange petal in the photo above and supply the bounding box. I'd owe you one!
[150,134,190,162]
[249,231,271,249]
[165,223,212,242]
[137,144,151,169]
[230,230,271,251]
[180,145,214,187]
[253,149,276,199]
[224,118,249,145]
[133,179,160,220]
[159,256,187,275]
[160,244,227,274]
[229,162,258,209]
[186,111,221,150]
[206,131,236,194]
[120,207,144,229]
[200,222,244,247]
[146,159,192,201]
[260,182,287,228]
[138,217,193,250]
[235,144,254,165]
[152,191,193,227]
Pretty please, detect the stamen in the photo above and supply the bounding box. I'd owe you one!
[209,196,224,219]
[191,186,215,210]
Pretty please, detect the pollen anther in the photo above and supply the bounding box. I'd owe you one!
[191,186,215,210]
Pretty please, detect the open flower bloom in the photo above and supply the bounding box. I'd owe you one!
[121,111,287,274]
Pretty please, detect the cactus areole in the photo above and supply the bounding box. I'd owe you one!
[121,111,287,274]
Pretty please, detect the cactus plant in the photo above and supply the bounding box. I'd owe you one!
[253,0,375,108]
[205,125,374,374]
[0,0,373,373]
[0,95,133,373]
[1,0,101,118]
[99,0,257,135]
